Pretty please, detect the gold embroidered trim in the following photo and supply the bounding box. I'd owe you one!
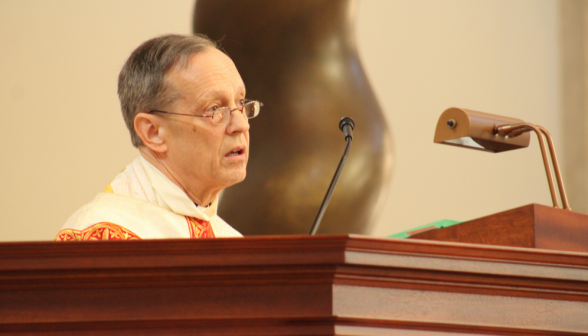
[186,217,215,238]
[55,222,141,241]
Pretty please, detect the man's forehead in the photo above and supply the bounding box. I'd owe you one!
[187,49,238,77]
[172,49,244,88]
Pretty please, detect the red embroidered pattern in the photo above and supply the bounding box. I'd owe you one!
[186,217,215,238]
[55,222,141,241]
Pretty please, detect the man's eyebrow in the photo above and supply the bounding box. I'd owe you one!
[198,88,247,102]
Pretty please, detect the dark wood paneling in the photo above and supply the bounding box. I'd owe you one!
[1,236,588,335]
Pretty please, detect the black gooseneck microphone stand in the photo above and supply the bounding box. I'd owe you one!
[309,117,355,235]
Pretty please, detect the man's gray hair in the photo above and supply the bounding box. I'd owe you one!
[118,34,217,147]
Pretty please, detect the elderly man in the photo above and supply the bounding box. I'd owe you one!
[55,34,260,240]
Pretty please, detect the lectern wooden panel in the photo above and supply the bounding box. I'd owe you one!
[1,235,588,335]
[409,203,588,253]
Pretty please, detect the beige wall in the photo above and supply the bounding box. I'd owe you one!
[357,0,562,236]
[560,0,588,215]
[0,0,563,241]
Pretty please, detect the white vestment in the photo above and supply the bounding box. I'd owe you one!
[56,157,242,240]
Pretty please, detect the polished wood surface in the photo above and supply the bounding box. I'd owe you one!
[409,203,588,253]
[1,235,587,335]
[193,0,393,235]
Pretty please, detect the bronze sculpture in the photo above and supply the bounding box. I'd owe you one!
[194,0,393,234]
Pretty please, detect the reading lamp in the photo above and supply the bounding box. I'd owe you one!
[434,107,571,210]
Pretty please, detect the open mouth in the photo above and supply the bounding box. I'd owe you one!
[226,147,245,156]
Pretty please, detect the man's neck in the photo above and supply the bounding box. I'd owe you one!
[138,147,220,206]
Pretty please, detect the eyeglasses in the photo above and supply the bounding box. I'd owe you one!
[149,99,263,125]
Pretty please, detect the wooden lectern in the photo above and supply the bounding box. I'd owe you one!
[409,203,588,253]
[1,234,587,335]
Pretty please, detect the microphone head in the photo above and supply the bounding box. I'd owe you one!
[339,117,355,131]
[339,117,355,140]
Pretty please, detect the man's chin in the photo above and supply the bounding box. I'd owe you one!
[223,171,247,188]
[234,172,247,185]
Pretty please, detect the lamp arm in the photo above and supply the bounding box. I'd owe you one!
[494,123,533,137]
[537,126,571,210]
[496,123,562,209]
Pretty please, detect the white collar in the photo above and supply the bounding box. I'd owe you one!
[138,155,218,221]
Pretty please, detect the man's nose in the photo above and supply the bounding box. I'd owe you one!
[226,108,250,134]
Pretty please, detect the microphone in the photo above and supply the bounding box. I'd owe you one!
[309,117,355,235]
[340,117,355,140]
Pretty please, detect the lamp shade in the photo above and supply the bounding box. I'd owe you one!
[434,107,530,153]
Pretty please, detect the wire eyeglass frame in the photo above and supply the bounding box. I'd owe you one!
[148,99,262,125]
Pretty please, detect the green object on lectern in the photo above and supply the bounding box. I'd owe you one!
[388,219,462,239]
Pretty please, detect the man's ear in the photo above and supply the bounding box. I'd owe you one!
[134,113,168,153]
